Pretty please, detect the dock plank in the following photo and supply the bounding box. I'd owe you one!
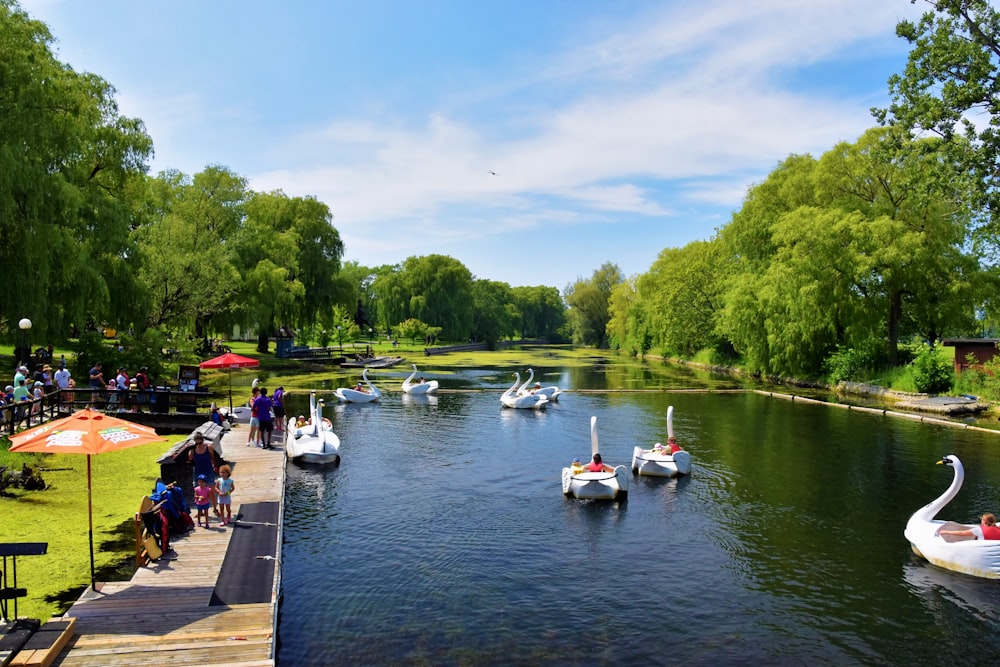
[51,428,285,667]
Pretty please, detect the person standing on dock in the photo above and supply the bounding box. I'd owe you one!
[215,465,235,526]
[272,386,286,433]
[256,388,274,449]
[187,432,220,517]
[247,386,261,447]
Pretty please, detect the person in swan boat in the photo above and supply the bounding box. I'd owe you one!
[938,513,1000,540]
[586,453,614,473]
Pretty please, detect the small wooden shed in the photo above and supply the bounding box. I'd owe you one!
[942,338,1000,372]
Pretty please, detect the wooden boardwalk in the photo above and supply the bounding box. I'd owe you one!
[52,427,286,667]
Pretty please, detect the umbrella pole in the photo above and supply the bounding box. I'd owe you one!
[88,455,96,591]
[229,369,234,413]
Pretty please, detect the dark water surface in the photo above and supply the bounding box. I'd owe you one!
[275,368,1000,666]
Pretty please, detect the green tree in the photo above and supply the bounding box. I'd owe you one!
[135,167,245,334]
[471,279,514,345]
[640,240,729,358]
[396,318,429,345]
[511,286,567,341]
[717,128,985,377]
[878,0,1000,242]
[564,262,622,347]
[231,190,327,352]
[372,255,474,341]
[1,1,153,344]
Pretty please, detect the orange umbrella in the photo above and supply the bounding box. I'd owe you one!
[9,408,166,590]
[199,352,260,412]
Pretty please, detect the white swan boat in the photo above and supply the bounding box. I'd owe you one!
[285,392,341,465]
[516,368,562,402]
[335,368,382,403]
[402,364,439,394]
[562,416,628,500]
[501,372,548,409]
[631,405,692,477]
[904,455,1000,579]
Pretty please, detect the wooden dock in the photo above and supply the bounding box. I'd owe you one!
[51,428,285,667]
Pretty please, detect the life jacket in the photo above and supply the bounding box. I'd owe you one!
[980,524,1000,540]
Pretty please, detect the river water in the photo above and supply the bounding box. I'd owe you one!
[274,365,1000,666]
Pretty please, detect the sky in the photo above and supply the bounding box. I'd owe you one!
[19,0,924,291]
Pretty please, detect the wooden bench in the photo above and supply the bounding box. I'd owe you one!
[8,618,75,667]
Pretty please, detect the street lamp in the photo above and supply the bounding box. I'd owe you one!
[368,327,373,344]
[336,325,343,352]
[18,318,32,366]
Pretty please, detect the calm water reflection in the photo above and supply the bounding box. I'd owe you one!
[276,372,1000,666]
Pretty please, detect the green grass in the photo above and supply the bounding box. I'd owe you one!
[0,437,185,620]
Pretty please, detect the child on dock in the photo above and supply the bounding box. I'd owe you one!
[215,465,235,526]
[194,475,212,527]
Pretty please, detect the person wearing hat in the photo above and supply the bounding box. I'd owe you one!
[30,380,44,422]
[13,365,27,389]
[570,458,585,475]
[193,474,213,528]
[210,404,225,427]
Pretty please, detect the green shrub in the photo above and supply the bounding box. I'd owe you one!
[824,346,880,384]
[910,343,953,394]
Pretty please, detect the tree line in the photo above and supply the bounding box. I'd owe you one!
[0,1,568,359]
[602,1,1000,386]
[5,0,1000,386]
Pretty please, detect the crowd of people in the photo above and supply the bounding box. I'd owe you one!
[86,362,155,412]
[1,361,73,428]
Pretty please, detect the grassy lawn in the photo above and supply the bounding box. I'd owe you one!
[0,437,187,620]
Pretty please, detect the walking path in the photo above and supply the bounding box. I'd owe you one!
[52,426,285,667]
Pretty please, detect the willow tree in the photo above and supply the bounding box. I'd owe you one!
[372,255,474,341]
[471,279,515,345]
[511,285,567,341]
[230,190,342,352]
[564,262,622,348]
[640,240,729,358]
[135,167,246,334]
[717,127,984,377]
[1,1,153,343]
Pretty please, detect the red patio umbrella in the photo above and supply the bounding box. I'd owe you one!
[8,409,166,590]
[199,352,260,412]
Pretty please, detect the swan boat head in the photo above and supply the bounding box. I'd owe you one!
[336,369,381,402]
[904,455,1000,579]
[502,372,547,409]
[516,367,561,401]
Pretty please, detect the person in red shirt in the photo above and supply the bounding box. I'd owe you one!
[666,436,683,454]
[939,513,1000,540]
[586,453,614,473]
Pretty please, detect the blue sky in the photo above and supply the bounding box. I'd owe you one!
[21,0,922,290]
